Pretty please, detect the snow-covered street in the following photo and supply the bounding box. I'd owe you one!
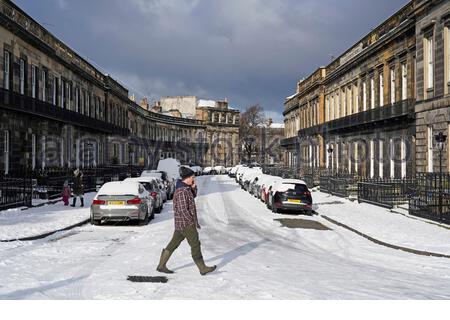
[1,175,450,299]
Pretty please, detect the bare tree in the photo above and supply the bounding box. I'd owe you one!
[239,104,266,164]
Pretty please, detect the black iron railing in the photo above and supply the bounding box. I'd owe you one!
[0,172,32,210]
[408,173,450,224]
[0,87,129,136]
[357,178,415,208]
[320,172,359,198]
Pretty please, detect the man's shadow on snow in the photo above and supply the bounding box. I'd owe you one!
[171,238,269,272]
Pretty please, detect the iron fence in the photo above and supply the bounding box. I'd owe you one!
[0,172,32,210]
[408,173,450,223]
[318,172,358,198]
[263,166,300,179]
[357,178,416,209]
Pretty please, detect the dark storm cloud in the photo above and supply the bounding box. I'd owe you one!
[13,0,409,122]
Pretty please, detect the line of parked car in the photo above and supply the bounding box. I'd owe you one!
[90,158,187,226]
[229,165,314,215]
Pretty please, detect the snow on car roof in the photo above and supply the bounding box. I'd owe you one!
[273,179,308,192]
[141,171,162,178]
[125,177,159,183]
[98,181,143,196]
[281,179,307,185]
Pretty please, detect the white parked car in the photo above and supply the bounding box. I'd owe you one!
[141,170,173,200]
[213,166,226,174]
[202,167,212,175]
[124,177,164,213]
[262,176,283,205]
[90,181,154,226]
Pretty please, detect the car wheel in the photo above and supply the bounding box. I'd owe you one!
[139,211,149,226]
[272,205,279,214]
[90,216,100,226]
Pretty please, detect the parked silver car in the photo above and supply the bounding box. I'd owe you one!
[90,181,154,225]
[124,177,164,213]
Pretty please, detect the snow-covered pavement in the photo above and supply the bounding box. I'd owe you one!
[0,193,96,240]
[0,175,450,299]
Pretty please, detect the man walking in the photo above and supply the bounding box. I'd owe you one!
[157,167,216,276]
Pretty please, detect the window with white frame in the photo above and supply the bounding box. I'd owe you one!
[335,92,339,119]
[370,76,375,109]
[390,67,396,104]
[67,83,71,110]
[336,143,339,171]
[401,62,407,100]
[347,86,352,115]
[60,138,64,167]
[41,136,46,169]
[3,51,10,90]
[370,139,375,178]
[427,126,433,173]
[354,82,359,113]
[348,143,351,173]
[61,80,65,108]
[31,65,37,99]
[362,80,367,111]
[19,59,25,95]
[342,88,346,117]
[87,93,90,116]
[316,145,320,168]
[42,69,47,101]
[379,140,384,178]
[3,130,9,174]
[425,34,434,91]
[330,94,334,120]
[445,26,450,94]
[52,76,57,105]
[401,138,406,178]
[75,87,79,113]
[379,72,384,107]
[31,133,36,170]
[390,138,395,178]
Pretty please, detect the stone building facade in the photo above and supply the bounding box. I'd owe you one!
[154,97,240,166]
[0,0,239,174]
[282,0,449,178]
[283,67,326,171]
[414,0,450,173]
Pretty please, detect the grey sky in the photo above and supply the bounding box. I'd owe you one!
[12,0,409,122]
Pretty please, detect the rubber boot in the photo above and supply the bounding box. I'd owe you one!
[194,258,216,276]
[156,249,174,274]
[71,197,76,207]
[80,197,84,207]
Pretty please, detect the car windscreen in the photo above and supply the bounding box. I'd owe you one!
[282,183,308,192]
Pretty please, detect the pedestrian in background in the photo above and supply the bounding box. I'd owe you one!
[157,166,216,276]
[71,169,84,207]
[61,180,71,206]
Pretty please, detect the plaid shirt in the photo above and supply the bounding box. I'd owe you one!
[173,185,199,230]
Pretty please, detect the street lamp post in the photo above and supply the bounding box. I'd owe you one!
[435,132,447,221]
[327,145,334,174]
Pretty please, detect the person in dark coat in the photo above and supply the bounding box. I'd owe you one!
[71,169,84,207]
[157,166,216,276]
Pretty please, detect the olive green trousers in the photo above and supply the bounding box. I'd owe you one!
[165,224,202,261]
